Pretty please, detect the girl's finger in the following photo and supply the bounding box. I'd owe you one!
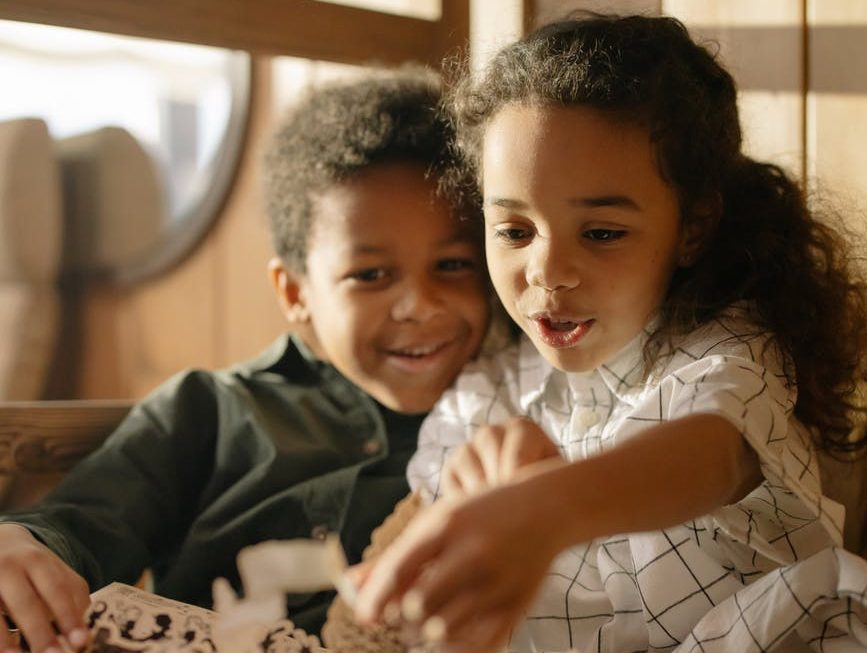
[473,425,506,484]
[442,445,487,497]
[353,509,450,623]
[406,535,498,623]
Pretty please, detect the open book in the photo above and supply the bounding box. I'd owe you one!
[82,583,323,653]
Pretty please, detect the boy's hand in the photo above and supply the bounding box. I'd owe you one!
[0,524,90,653]
[441,416,561,497]
[354,467,564,653]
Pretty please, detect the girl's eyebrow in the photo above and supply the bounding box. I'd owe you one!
[570,195,640,210]
[485,195,641,210]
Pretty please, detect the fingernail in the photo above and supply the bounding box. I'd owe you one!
[69,628,89,648]
[401,590,424,622]
[422,615,446,643]
[45,647,61,653]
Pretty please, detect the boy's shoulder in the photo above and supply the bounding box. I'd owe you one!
[142,334,328,410]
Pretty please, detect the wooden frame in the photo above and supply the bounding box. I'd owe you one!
[0,400,133,509]
[0,0,470,67]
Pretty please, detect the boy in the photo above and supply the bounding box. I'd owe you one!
[0,68,490,653]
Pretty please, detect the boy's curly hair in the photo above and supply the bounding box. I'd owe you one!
[449,13,867,454]
[264,66,473,273]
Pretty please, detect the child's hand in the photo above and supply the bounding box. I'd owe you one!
[0,524,91,653]
[441,416,562,497]
[354,471,564,653]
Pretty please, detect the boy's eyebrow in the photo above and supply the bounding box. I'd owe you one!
[485,195,641,210]
[349,233,472,255]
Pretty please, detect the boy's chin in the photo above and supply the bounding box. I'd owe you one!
[373,389,437,415]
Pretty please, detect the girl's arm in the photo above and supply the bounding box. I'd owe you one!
[354,413,761,653]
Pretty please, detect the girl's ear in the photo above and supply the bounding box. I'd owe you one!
[678,194,721,267]
[268,257,310,323]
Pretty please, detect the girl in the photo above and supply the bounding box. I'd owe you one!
[354,13,867,653]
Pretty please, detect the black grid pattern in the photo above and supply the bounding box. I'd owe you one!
[407,305,857,652]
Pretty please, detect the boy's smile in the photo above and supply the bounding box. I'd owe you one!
[278,162,489,414]
[482,103,687,373]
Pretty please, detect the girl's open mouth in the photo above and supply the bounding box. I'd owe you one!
[531,316,595,349]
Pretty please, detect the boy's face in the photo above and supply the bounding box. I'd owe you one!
[481,103,688,373]
[273,162,489,414]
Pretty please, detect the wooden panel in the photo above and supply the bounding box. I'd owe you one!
[807,0,867,234]
[217,57,290,368]
[0,399,132,509]
[533,0,661,27]
[0,0,448,66]
[664,1,804,178]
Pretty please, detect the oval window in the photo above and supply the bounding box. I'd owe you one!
[0,20,251,283]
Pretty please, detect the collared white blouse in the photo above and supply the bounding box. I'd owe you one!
[408,305,845,652]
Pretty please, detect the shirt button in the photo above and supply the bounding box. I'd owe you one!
[363,439,382,455]
[578,410,600,428]
[311,525,329,540]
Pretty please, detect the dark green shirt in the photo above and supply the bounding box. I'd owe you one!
[0,335,424,635]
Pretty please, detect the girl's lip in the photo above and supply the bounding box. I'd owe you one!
[530,316,595,349]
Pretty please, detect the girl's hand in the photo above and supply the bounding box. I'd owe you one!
[354,470,564,653]
[441,416,562,497]
[0,524,91,653]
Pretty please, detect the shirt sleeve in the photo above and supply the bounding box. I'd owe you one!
[0,370,221,589]
[407,344,523,503]
[661,349,844,565]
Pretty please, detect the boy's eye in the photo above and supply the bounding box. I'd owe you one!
[348,268,387,283]
[584,228,626,242]
[436,258,475,273]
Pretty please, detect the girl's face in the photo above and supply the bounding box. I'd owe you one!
[482,103,687,373]
[278,162,490,414]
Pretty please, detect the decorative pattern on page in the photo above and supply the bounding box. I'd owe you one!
[84,583,322,653]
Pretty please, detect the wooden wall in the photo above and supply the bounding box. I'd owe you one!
[71,0,867,399]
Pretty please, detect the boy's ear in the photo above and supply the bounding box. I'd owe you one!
[268,257,310,323]
[678,194,720,267]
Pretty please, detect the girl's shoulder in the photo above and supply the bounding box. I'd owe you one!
[660,302,791,378]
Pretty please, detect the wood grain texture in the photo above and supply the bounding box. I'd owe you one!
[0,400,131,474]
[0,0,447,66]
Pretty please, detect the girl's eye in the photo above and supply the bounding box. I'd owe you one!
[348,268,387,283]
[493,227,532,243]
[584,228,626,242]
[436,258,475,273]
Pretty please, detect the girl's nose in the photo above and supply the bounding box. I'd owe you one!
[390,279,446,322]
[525,239,581,292]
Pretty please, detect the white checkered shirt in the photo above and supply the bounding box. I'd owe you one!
[408,305,858,652]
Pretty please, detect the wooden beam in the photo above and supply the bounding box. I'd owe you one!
[0,0,448,66]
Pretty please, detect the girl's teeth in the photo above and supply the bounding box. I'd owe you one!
[549,319,579,331]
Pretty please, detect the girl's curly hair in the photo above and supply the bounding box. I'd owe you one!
[449,13,867,454]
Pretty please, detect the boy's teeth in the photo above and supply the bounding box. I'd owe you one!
[395,344,439,356]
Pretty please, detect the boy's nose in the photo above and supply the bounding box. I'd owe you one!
[525,240,582,292]
[390,280,445,322]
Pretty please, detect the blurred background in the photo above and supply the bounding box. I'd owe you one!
[0,0,863,401]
